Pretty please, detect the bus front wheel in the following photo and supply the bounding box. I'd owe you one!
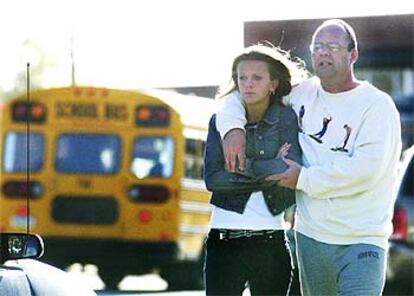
[160,260,204,291]
[98,267,124,290]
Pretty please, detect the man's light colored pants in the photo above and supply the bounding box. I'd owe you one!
[296,232,386,296]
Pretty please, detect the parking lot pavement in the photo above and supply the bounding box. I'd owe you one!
[67,264,253,295]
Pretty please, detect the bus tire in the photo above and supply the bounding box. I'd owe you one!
[160,260,204,291]
[98,267,124,290]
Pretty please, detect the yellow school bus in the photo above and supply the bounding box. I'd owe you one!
[0,86,217,289]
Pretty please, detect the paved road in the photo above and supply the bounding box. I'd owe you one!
[67,264,210,296]
[97,292,204,296]
[69,264,410,296]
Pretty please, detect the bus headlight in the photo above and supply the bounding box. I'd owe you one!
[2,181,44,199]
[128,187,140,200]
[127,185,170,203]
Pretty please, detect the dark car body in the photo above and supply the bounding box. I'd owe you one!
[385,145,414,294]
[396,93,414,149]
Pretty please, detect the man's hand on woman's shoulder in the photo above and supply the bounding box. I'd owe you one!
[223,128,246,172]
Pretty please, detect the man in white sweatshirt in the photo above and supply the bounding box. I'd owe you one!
[216,19,402,296]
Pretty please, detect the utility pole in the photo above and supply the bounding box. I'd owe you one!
[70,26,76,86]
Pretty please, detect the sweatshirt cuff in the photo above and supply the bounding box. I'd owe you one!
[296,167,307,193]
[215,91,247,139]
[219,123,245,139]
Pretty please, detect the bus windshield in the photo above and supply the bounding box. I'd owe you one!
[3,132,45,172]
[55,134,121,174]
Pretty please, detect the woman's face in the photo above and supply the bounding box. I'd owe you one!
[236,60,278,105]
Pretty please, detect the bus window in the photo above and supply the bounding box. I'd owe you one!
[55,134,121,174]
[184,138,205,180]
[130,136,174,179]
[3,132,45,172]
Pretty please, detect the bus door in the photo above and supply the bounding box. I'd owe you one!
[49,131,125,238]
[44,98,130,238]
[122,103,183,243]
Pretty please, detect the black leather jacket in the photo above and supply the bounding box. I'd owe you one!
[203,101,302,216]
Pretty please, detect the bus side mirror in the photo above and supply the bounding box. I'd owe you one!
[0,233,44,263]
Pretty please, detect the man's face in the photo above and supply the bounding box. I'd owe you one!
[310,25,353,80]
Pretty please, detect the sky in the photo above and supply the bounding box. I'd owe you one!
[1,0,413,93]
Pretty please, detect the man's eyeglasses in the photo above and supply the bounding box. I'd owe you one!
[310,42,349,53]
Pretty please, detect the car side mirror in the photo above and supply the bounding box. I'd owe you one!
[0,233,44,263]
